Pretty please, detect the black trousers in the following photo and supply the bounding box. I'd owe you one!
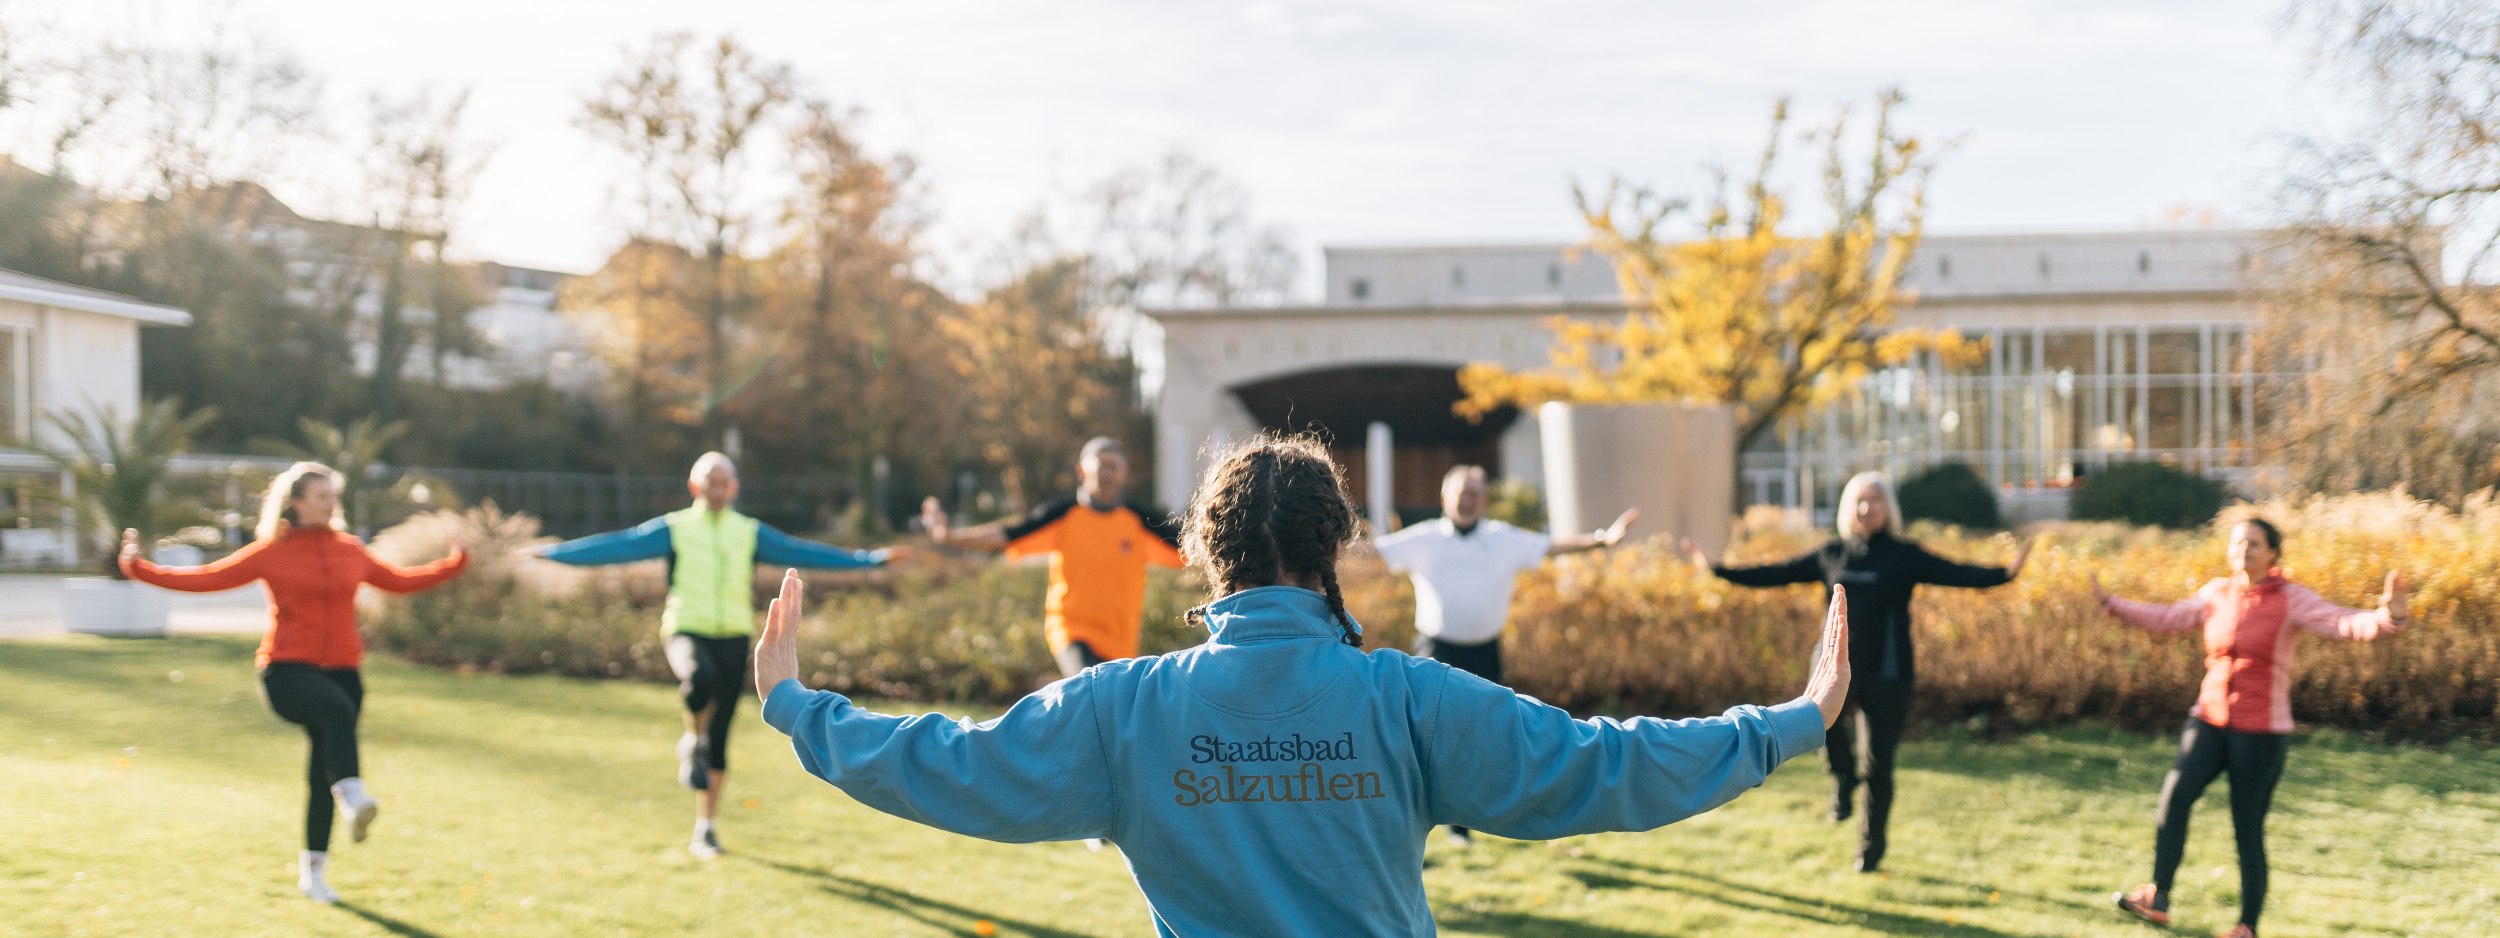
[2152,716,2288,928]
[260,664,365,852]
[1416,635,1503,687]
[1053,639,1109,678]
[666,634,750,773]
[1828,678,1914,862]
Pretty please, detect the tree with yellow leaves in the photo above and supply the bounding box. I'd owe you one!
[1459,89,1973,460]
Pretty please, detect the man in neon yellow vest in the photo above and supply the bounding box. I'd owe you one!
[538,452,893,858]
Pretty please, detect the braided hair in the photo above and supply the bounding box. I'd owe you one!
[1179,434,1364,648]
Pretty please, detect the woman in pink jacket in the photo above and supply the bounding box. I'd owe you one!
[2094,516,2409,938]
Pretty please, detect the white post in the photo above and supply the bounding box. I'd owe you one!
[1366,421,1393,534]
[59,467,78,570]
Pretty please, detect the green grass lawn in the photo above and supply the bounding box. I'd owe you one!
[4,635,2493,937]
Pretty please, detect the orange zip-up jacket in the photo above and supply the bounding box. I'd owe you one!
[121,526,468,669]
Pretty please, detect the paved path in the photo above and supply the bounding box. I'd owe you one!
[0,575,268,639]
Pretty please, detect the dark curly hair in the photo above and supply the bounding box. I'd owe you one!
[1179,434,1363,647]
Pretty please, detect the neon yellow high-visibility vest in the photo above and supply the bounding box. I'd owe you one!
[662,505,759,637]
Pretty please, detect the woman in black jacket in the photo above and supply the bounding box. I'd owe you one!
[1683,471,2031,872]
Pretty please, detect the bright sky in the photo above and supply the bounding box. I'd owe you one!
[25,0,2330,296]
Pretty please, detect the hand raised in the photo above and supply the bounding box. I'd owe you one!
[1678,537,1712,571]
[753,569,805,706]
[919,496,950,541]
[1603,508,1642,546]
[119,529,142,566]
[2007,535,2038,578]
[2383,571,2410,625]
[2089,572,2110,605]
[1805,586,1851,729]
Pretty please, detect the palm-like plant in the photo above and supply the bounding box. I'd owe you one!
[253,415,409,536]
[37,398,220,576]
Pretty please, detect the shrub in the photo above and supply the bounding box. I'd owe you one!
[360,493,2499,741]
[2071,461,2230,529]
[1897,461,2001,530]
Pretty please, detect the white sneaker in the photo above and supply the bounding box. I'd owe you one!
[299,851,340,904]
[1082,838,1105,852]
[1443,828,1473,850]
[332,780,380,844]
[689,827,723,860]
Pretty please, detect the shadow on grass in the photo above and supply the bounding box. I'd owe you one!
[741,854,1097,938]
[1568,857,2046,938]
[334,902,447,938]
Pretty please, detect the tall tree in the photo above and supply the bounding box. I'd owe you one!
[1457,90,1972,461]
[939,258,1142,511]
[560,238,709,474]
[579,32,797,450]
[357,86,487,421]
[2261,0,2500,504]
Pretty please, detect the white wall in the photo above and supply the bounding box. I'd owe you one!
[0,299,143,449]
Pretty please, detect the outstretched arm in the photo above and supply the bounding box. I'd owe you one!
[118,529,268,592]
[1688,538,1825,588]
[535,516,672,566]
[2092,573,2210,634]
[2285,574,2409,640]
[755,523,893,570]
[362,543,469,593]
[1912,539,2020,589]
[755,571,1116,843]
[920,497,1010,551]
[1424,588,1850,839]
[1549,508,1640,556]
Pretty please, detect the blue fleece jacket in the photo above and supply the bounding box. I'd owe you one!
[762,585,1826,937]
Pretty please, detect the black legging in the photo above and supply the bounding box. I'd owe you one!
[1052,639,1109,679]
[667,634,749,772]
[2152,716,2288,929]
[260,664,365,852]
[1829,678,1914,863]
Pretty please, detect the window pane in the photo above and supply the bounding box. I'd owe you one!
[2147,330,2199,375]
[2043,331,2096,376]
[2147,386,2191,450]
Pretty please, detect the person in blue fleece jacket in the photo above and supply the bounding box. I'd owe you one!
[754,434,1850,936]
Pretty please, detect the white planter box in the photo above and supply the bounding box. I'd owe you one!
[63,578,172,637]
[1539,401,1739,557]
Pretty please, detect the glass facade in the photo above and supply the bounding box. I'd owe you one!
[1741,322,2277,512]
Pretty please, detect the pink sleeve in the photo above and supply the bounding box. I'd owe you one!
[2102,582,2212,634]
[2284,583,2399,640]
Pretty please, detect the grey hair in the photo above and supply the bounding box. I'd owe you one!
[689,451,738,483]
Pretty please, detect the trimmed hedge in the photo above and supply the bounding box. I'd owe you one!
[2072,461,2230,529]
[1898,461,2002,530]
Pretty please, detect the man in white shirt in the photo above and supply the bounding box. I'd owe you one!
[1371,465,1639,846]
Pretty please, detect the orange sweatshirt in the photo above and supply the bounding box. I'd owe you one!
[121,526,468,669]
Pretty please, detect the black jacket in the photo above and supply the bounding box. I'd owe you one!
[1711,529,2011,683]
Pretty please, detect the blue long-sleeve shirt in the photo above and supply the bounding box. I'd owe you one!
[763,585,1826,937]
[539,514,891,569]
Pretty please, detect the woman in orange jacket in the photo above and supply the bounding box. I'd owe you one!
[120,462,467,904]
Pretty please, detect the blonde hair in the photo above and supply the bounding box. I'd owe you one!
[1835,471,1903,542]
[256,462,348,542]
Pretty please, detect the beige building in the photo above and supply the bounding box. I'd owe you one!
[1146,230,2277,523]
[0,269,193,449]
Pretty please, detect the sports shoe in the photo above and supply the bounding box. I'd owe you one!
[678,732,710,791]
[1082,838,1105,852]
[2217,926,2254,938]
[299,874,341,904]
[689,826,723,860]
[2114,883,2171,927]
[330,780,379,844]
[298,851,339,904]
[1444,827,1473,850]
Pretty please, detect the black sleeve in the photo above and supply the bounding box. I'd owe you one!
[1910,540,2013,589]
[1711,543,1831,588]
[1001,496,1079,544]
[1135,508,1183,550]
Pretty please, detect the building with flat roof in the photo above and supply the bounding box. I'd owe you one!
[1145,229,2283,524]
